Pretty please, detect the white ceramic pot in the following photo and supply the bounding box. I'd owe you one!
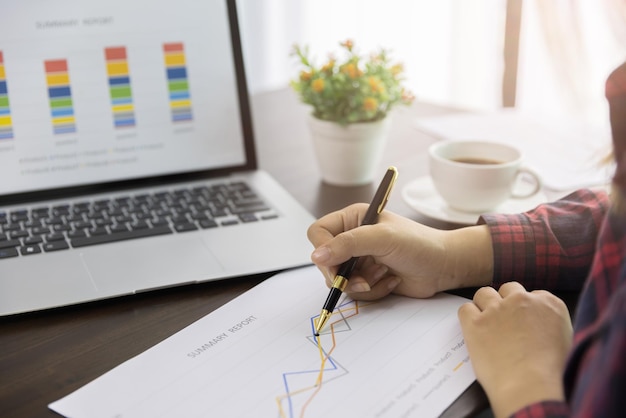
[307,115,391,186]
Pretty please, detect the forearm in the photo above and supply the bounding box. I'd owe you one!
[441,224,494,291]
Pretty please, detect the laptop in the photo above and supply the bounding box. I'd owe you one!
[0,0,316,316]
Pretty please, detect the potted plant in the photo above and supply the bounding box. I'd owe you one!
[291,39,414,185]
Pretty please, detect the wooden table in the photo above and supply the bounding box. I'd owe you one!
[0,88,489,418]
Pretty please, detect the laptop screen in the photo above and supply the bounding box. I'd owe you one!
[0,0,252,200]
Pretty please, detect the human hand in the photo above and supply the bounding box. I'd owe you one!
[457,282,573,418]
[307,203,494,300]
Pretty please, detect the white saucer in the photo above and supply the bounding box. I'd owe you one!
[402,176,548,225]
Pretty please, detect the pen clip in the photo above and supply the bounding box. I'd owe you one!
[376,167,398,214]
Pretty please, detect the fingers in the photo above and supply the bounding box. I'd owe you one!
[316,256,383,289]
[458,282,528,338]
[470,282,527,311]
[498,281,527,297]
[342,263,382,293]
[471,286,500,311]
[345,263,388,292]
[458,301,481,321]
[326,263,393,295]
[310,227,374,267]
[318,261,401,301]
[458,285,508,322]
[308,204,398,269]
[308,205,439,302]
[348,275,402,301]
[307,203,368,249]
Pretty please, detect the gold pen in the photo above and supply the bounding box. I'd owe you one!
[314,166,398,336]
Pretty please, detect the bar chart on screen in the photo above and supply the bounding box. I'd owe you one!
[0,0,246,196]
[104,46,137,129]
[163,42,193,123]
[2,40,196,141]
[0,50,14,140]
[44,58,77,135]
[50,266,476,418]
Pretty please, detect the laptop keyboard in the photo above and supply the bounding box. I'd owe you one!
[0,181,278,259]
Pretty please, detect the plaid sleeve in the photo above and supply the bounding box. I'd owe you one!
[478,189,609,290]
[509,400,570,418]
[564,287,626,418]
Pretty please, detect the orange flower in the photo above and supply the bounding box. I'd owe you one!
[363,97,378,111]
[391,64,404,76]
[340,39,354,51]
[321,60,335,73]
[300,70,312,81]
[368,76,384,93]
[312,78,325,92]
[342,63,361,79]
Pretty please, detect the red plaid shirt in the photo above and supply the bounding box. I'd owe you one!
[478,62,626,418]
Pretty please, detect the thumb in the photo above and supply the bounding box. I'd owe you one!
[311,225,384,266]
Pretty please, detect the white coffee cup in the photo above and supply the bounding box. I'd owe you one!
[428,140,541,213]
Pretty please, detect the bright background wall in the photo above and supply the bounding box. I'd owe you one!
[237,0,625,130]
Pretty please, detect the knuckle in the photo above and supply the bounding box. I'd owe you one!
[508,291,532,305]
[337,229,358,250]
[306,223,317,241]
[474,286,494,298]
[457,303,471,316]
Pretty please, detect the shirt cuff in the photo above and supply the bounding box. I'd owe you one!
[509,400,570,418]
[478,212,536,288]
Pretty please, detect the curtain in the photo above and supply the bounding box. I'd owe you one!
[238,0,505,111]
[516,0,625,128]
[237,0,625,127]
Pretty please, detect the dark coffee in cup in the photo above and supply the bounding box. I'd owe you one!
[451,157,504,165]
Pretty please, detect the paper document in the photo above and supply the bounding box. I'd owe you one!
[49,266,476,418]
[415,111,613,191]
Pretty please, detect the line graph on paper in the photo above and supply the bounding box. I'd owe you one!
[49,266,476,418]
[275,298,369,418]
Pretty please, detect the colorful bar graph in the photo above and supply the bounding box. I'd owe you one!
[163,42,192,122]
[44,59,76,135]
[104,46,136,128]
[0,51,13,140]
